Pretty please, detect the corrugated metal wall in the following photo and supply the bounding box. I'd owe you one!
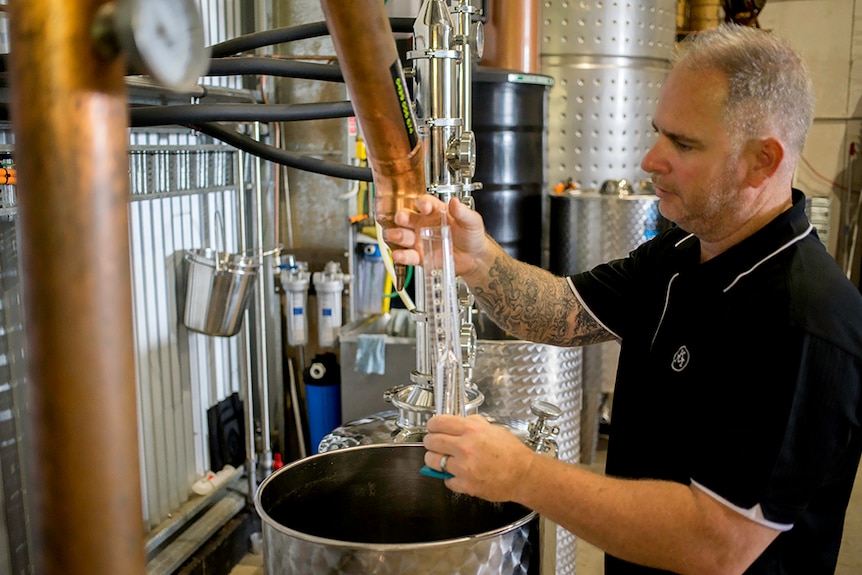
[127,130,248,530]
[0,125,263,570]
[0,130,28,575]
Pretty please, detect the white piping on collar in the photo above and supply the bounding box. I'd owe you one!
[674,232,696,248]
[723,223,814,293]
[652,272,679,349]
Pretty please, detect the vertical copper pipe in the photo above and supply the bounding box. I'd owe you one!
[7,2,145,575]
[321,0,427,290]
[481,0,541,74]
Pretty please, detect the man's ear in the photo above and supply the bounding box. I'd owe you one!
[746,137,784,188]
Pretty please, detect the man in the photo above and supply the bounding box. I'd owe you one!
[384,24,862,574]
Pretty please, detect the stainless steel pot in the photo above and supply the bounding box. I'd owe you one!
[183,247,259,337]
[255,444,539,574]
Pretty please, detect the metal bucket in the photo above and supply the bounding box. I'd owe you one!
[255,444,539,575]
[183,247,259,337]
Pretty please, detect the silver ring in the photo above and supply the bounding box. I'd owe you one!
[439,454,449,473]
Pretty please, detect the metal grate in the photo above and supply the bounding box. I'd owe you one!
[0,141,239,211]
[129,145,238,201]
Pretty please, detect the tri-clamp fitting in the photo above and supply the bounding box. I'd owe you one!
[526,400,563,456]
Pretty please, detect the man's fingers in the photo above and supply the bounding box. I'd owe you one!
[391,247,421,267]
[383,226,414,247]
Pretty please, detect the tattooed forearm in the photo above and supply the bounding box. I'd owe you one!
[469,254,612,347]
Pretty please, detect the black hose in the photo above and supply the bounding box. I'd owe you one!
[207,57,343,83]
[209,21,331,58]
[188,122,373,182]
[208,18,417,57]
[129,101,355,127]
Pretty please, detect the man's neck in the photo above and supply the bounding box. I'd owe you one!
[698,188,794,262]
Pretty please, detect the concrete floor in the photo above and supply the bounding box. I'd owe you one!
[234,437,862,574]
[229,553,263,575]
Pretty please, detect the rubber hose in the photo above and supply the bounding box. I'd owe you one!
[208,18,417,57]
[130,101,355,127]
[206,57,343,83]
[189,122,373,182]
[209,21,331,57]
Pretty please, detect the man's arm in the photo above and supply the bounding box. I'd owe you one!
[388,195,614,347]
[465,238,612,347]
[520,452,781,575]
[425,415,781,575]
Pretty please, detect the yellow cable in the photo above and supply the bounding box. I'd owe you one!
[355,136,368,216]
[381,269,393,313]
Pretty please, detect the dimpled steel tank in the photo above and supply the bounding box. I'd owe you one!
[255,444,538,575]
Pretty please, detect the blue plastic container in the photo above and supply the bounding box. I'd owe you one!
[304,353,342,454]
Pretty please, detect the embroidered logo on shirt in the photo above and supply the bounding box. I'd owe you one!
[671,345,689,372]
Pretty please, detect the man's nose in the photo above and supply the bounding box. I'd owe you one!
[641,140,664,174]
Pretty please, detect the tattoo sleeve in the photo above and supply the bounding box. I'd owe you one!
[469,253,612,347]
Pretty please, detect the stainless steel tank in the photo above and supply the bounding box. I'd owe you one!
[255,444,539,575]
[332,325,583,575]
[541,0,677,190]
[470,337,583,574]
[472,338,582,464]
[549,188,669,466]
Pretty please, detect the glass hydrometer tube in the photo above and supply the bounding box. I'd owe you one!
[420,210,466,417]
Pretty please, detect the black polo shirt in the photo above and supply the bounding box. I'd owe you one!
[568,189,862,574]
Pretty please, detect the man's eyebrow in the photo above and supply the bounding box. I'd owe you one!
[651,121,701,147]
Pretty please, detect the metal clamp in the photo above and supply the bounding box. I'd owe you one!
[526,401,562,455]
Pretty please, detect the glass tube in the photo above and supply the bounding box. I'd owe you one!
[420,214,466,417]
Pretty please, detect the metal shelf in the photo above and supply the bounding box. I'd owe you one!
[129,144,239,201]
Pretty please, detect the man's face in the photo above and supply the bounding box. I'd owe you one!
[641,66,749,240]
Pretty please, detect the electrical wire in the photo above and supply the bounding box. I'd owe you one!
[381,270,393,313]
[846,196,862,279]
[799,154,848,191]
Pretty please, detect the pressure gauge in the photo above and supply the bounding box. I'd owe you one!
[95,0,210,91]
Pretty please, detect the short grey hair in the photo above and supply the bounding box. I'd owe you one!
[674,24,815,160]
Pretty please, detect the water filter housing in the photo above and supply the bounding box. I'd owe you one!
[282,260,311,347]
[313,261,347,348]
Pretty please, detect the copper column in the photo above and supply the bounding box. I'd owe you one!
[7,2,145,575]
[481,0,541,74]
[321,0,427,290]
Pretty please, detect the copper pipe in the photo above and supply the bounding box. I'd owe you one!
[7,2,145,575]
[321,0,427,290]
[481,0,541,74]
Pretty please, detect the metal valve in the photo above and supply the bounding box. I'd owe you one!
[526,400,562,455]
[447,131,476,176]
